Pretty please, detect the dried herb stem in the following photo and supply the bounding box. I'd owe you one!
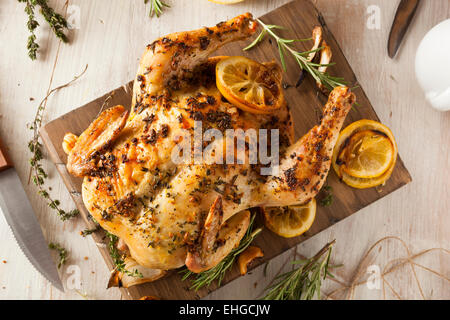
[28,65,88,221]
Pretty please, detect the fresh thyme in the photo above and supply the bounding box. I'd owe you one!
[28,65,88,221]
[48,242,68,269]
[80,226,100,237]
[18,0,69,60]
[105,231,143,278]
[181,214,263,291]
[262,240,337,300]
[244,19,346,91]
[145,0,170,17]
[318,185,333,207]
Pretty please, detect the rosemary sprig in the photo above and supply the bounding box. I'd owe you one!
[262,240,337,300]
[244,19,346,91]
[180,214,263,291]
[18,0,69,60]
[105,231,143,278]
[28,65,88,221]
[145,0,170,17]
[48,242,68,269]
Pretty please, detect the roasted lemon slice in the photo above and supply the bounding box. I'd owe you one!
[263,198,316,238]
[340,130,394,178]
[216,56,284,114]
[332,120,398,188]
[340,167,396,189]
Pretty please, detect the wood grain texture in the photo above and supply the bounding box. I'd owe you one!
[40,0,411,300]
[0,0,448,300]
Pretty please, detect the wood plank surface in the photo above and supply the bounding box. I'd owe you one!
[40,0,411,300]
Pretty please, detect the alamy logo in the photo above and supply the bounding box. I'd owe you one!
[366,5,381,30]
[67,5,81,30]
[65,264,81,290]
[170,121,280,175]
[366,264,381,290]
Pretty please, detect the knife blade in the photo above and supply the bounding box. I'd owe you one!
[0,137,64,292]
[388,0,421,58]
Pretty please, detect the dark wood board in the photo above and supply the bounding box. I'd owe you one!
[40,0,412,300]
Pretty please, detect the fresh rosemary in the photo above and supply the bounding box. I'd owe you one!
[48,242,68,269]
[17,0,69,60]
[262,240,337,300]
[180,214,263,291]
[244,19,346,91]
[145,0,170,17]
[28,65,88,221]
[105,231,143,278]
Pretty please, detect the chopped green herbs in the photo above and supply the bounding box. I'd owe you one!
[318,185,333,207]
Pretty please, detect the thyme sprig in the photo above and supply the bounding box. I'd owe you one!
[80,226,100,237]
[181,214,263,291]
[28,65,88,221]
[145,0,170,17]
[318,185,333,207]
[244,19,346,91]
[18,0,69,60]
[262,240,337,300]
[48,242,68,269]
[105,231,143,278]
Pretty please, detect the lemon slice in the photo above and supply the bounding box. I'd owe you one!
[332,119,398,188]
[207,0,244,4]
[216,56,284,114]
[263,198,316,238]
[340,130,394,178]
[340,165,396,189]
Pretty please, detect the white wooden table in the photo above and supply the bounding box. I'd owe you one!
[0,0,448,300]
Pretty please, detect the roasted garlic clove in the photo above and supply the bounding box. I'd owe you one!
[317,40,332,92]
[62,133,78,155]
[307,26,323,62]
[238,245,264,275]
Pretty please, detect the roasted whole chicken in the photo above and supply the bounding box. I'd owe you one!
[64,13,355,282]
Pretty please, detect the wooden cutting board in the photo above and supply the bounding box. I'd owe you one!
[40,0,411,300]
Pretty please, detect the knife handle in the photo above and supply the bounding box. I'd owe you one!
[0,137,13,172]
